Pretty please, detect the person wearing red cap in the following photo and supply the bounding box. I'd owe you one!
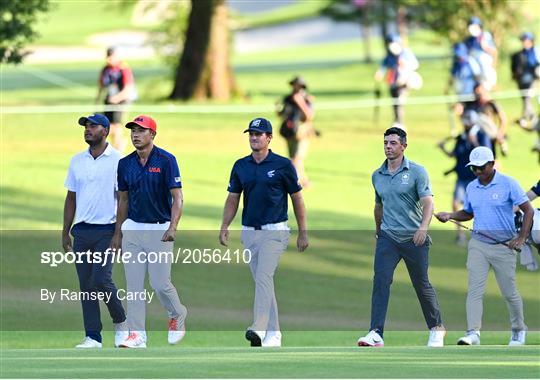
[110,115,187,348]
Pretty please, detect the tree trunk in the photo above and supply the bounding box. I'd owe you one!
[378,0,389,52]
[170,0,235,100]
[396,5,408,46]
[360,16,372,63]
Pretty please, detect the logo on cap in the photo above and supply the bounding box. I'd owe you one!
[251,119,261,127]
[135,117,144,122]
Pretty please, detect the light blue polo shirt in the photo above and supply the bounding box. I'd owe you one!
[372,157,433,243]
[463,171,528,243]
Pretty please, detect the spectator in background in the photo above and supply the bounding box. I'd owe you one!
[463,17,497,90]
[277,76,316,187]
[437,110,492,245]
[466,83,508,158]
[96,47,136,152]
[374,34,421,129]
[511,32,540,129]
[448,42,481,101]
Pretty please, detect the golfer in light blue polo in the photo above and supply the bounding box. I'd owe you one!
[358,127,445,348]
[435,146,533,346]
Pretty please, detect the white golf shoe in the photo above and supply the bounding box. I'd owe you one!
[508,330,526,346]
[119,331,147,348]
[457,331,480,345]
[168,317,186,345]
[75,336,102,348]
[114,321,129,348]
[357,330,384,347]
[427,326,446,347]
[262,331,282,347]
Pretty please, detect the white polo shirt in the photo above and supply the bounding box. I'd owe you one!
[64,144,122,225]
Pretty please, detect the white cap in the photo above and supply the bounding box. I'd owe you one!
[466,146,494,167]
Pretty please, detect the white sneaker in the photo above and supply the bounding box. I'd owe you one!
[427,326,446,347]
[75,337,102,348]
[508,330,526,346]
[119,331,147,348]
[357,330,384,347]
[168,318,186,345]
[114,321,129,348]
[457,331,480,345]
[262,331,282,347]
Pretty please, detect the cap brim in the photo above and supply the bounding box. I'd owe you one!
[78,116,108,128]
[78,117,89,126]
[125,121,147,129]
[244,128,271,134]
[466,160,490,167]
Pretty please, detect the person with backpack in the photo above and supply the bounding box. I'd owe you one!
[277,76,316,187]
[374,34,421,129]
[511,32,540,129]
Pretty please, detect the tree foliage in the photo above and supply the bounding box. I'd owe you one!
[1,0,50,64]
[400,0,522,47]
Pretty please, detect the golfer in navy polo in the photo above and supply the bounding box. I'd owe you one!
[219,117,309,347]
[358,127,446,348]
[110,115,187,348]
[63,113,127,348]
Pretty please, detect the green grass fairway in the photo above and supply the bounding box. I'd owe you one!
[2,10,540,377]
[1,344,539,378]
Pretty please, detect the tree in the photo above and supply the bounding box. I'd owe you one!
[401,0,522,48]
[169,0,236,101]
[1,0,50,64]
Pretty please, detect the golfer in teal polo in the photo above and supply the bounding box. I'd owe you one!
[357,127,445,348]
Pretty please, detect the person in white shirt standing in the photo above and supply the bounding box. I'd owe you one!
[62,113,128,348]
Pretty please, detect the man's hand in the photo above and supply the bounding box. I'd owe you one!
[297,231,309,252]
[62,233,73,253]
[434,212,452,223]
[110,232,122,252]
[413,229,427,246]
[219,226,229,247]
[508,236,526,251]
[162,228,176,242]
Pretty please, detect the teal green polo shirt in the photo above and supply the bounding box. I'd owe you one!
[372,157,433,243]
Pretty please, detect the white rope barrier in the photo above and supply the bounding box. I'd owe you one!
[1,89,538,115]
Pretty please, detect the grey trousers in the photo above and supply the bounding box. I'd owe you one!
[466,238,526,332]
[241,229,290,333]
[122,219,187,333]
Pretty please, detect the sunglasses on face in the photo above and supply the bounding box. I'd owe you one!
[470,164,488,172]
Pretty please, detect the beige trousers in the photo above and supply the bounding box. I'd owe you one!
[466,238,526,332]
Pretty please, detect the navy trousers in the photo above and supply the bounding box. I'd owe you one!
[369,230,442,336]
[71,223,126,343]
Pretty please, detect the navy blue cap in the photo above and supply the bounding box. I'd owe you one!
[244,117,273,134]
[385,33,401,44]
[468,16,482,26]
[78,114,110,129]
[520,32,534,41]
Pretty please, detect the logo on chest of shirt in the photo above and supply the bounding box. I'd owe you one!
[149,167,161,173]
[401,173,410,185]
[267,170,276,178]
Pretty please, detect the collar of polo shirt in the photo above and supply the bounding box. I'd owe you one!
[379,157,410,175]
[85,143,114,158]
[248,149,275,163]
[474,170,499,188]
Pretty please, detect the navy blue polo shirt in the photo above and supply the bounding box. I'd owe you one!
[117,146,182,223]
[228,150,301,227]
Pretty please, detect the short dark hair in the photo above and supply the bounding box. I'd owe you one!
[384,127,407,145]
